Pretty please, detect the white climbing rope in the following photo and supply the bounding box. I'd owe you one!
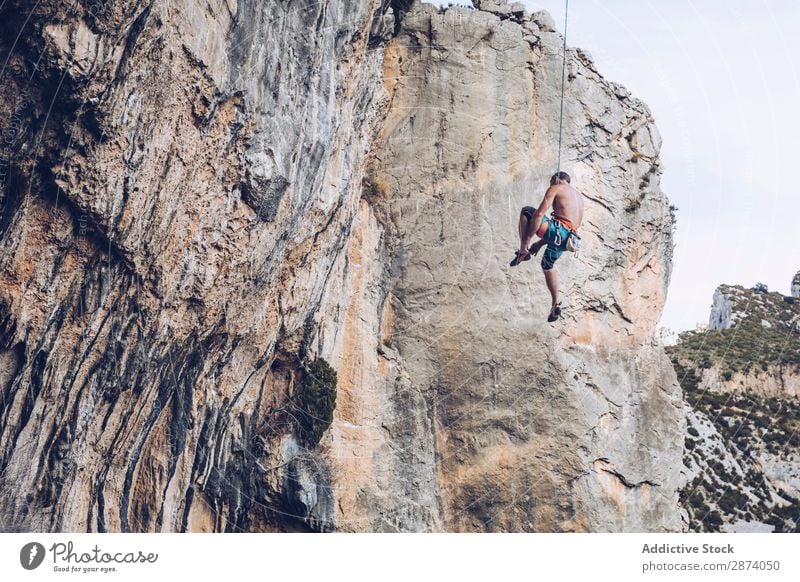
[556,0,569,178]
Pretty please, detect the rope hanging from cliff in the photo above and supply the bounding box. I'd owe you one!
[556,0,569,176]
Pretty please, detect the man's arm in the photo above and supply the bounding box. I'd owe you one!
[529,185,559,235]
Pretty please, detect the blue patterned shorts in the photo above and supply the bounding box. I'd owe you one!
[523,207,571,270]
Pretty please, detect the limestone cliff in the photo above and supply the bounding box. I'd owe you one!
[0,0,682,532]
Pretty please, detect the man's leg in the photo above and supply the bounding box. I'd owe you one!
[540,245,562,321]
[518,207,537,254]
[511,207,539,266]
[543,267,558,310]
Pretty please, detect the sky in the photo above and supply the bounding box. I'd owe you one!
[430,0,800,331]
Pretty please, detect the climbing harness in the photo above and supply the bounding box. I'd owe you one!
[551,214,581,254]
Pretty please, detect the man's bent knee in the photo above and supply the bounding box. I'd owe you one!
[521,206,536,218]
[541,249,561,270]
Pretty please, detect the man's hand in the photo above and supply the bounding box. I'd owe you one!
[529,239,546,256]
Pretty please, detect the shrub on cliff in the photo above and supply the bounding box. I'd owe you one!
[706,511,724,528]
[362,174,391,203]
[296,358,338,447]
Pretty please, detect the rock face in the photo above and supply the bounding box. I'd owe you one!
[370,4,682,532]
[709,288,735,330]
[0,0,389,533]
[0,1,682,532]
[792,271,800,298]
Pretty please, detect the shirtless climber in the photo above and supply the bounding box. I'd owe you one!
[509,171,584,322]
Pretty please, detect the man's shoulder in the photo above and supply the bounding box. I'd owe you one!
[553,183,579,196]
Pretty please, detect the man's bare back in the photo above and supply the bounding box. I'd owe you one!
[550,182,584,230]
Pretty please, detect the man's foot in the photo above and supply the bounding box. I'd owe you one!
[547,303,562,322]
[509,250,532,267]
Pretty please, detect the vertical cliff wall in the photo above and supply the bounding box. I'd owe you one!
[0,0,392,532]
[0,0,683,532]
[364,3,683,532]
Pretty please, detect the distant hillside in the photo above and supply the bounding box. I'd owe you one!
[668,279,800,532]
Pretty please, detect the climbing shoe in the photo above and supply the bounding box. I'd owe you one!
[509,250,531,267]
[547,303,562,323]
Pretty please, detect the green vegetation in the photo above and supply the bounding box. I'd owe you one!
[669,322,800,376]
[668,286,800,376]
[296,358,338,447]
[669,284,800,532]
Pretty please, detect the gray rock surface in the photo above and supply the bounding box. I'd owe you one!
[532,9,558,32]
[0,1,683,532]
[0,0,390,533]
[792,270,800,298]
[709,288,736,330]
[368,4,683,531]
[474,0,511,17]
